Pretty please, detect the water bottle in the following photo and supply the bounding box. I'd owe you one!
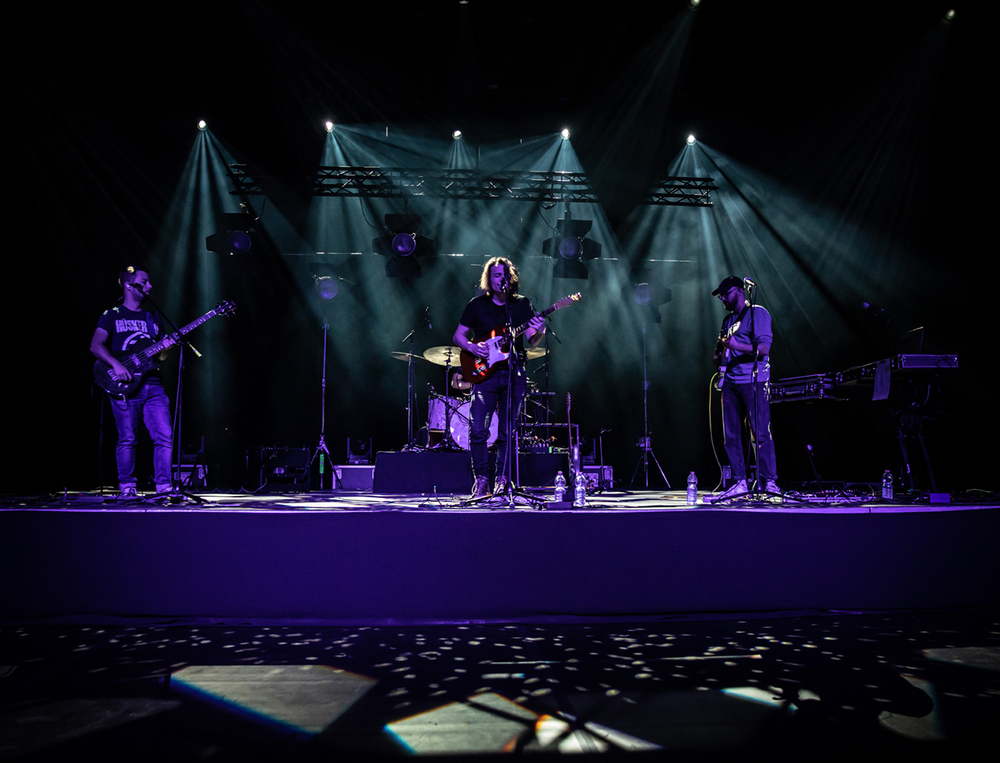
[881,469,893,500]
[554,471,567,502]
[686,471,698,505]
[573,471,587,507]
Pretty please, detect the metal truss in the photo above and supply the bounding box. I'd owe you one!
[642,176,717,206]
[227,165,715,206]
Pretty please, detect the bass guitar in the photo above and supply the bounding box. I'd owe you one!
[94,301,236,398]
[460,293,581,385]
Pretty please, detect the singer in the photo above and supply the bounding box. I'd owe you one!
[90,267,176,498]
[453,257,545,497]
[709,276,779,500]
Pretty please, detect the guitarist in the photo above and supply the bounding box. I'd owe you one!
[453,257,545,497]
[90,267,177,498]
[710,276,778,500]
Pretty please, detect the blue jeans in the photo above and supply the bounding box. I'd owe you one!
[722,380,777,483]
[109,379,174,491]
[469,366,527,482]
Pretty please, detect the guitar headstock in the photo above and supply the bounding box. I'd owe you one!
[217,301,237,317]
[558,292,582,308]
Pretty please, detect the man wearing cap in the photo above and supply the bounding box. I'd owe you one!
[709,276,778,500]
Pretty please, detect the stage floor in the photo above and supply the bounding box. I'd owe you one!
[3,484,994,514]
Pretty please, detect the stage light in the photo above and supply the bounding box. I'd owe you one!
[372,213,434,278]
[325,121,335,132]
[453,130,462,139]
[542,216,601,262]
[206,211,257,255]
[687,134,696,145]
[943,9,956,23]
[622,276,672,323]
[561,128,571,140]
[314,275,339,300]
[392,232,417,256]
[198,120,207,131]
[689,0,701,9]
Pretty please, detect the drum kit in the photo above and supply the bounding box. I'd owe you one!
[388,343,550,452]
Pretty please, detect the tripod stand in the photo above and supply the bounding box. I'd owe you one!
[308,321,338,490]
[630,322,669,489]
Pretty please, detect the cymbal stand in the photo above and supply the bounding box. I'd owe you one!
[432,355,464,451]
[630,321,670,488]
[308,320,338,490]
[401,312,431,449]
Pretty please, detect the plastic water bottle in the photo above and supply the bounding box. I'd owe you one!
[686,471,698,505]
[573,471,587,507]
[881,469,893,500]
[554,471,567,502]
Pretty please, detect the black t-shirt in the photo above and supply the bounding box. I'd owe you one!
[459,293,535,360]
[96,305,166,376]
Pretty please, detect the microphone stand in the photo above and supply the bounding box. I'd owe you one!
[308,320,339,490]
[136,290,203,504]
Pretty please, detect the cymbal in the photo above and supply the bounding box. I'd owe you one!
[389,351,426,362]
[423,346,464,366]
[526,346,549,360]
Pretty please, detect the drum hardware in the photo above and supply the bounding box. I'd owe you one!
[423,346,468,451]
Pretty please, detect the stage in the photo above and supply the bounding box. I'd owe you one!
[3,486,998,624]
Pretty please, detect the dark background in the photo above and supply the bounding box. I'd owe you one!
[5,1,986,494]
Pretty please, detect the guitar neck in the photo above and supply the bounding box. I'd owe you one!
[132,308,220,363]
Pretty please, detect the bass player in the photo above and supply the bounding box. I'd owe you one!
[90,267,177,498]
[453,257,545,497]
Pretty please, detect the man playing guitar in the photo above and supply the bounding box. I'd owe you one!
[453,257,545,497]
[90,267,177,498]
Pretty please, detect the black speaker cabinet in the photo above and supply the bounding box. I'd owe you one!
[373,451,473,494]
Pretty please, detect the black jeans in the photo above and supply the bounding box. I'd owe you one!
[469,365,527,482]
[722,380,777,483]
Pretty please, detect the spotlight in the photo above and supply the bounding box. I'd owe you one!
[372,214,434,278]
[314,275,339,300]
[689,0,701,9]
[687,134,696,145]
[452,130,462,139]
[622,274,672,323]
[542,216,601,262]
[943,9,956,23]
[325,121,335,132]
[206,211,257,255]
[198,120,207,130]
[561,128,571,140]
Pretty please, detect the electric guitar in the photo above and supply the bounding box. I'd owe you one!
[460,293,581,385]
[714,319,741,391]
[94,301,237,398]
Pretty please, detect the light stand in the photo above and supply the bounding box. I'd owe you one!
[630,322,670,488]
[308,320,338,490]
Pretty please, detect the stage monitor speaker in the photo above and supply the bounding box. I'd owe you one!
[373,451,472,494]
[258,446,310,493]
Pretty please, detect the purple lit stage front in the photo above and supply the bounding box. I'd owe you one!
[2,491,998,623]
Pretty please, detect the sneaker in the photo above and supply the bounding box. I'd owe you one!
[714,479,748,502]
[472,476,490,497]
[117,486,138,500]
[154,484,173,495]
[494,477,508,496]
[764,480,779,494]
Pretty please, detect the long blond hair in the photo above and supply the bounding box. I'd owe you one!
[479,257,519,296]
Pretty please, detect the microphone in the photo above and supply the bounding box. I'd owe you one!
[744,277,757,289]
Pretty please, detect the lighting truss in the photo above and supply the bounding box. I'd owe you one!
[312,167,600,203]
[642,177,717,206]
[227,165,716,207]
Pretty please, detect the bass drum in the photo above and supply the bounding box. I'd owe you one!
[450,401,499,451]
[427,395,499,451]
